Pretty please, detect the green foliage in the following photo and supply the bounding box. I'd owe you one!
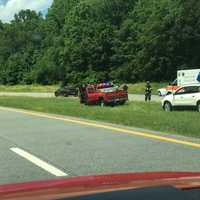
[0,9,45,84]
[0,0,200,85]
[0,84,57,92]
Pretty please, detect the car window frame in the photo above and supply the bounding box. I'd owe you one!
[175,86,200,95]
[87,87,95,94]
[175,87,186,95]
[190,86,200,94]
[184,86,199,94]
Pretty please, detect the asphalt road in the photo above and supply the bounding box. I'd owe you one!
[0,92,162,102]
[128,94,162,102]
[0,107,200,186]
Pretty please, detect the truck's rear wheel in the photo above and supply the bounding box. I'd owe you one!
[119,100,126,105]
[64,94,68,97]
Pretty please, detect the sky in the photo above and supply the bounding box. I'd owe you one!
[0,0,53,22]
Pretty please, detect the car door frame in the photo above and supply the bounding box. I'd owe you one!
[173,87,187,106]
[185,86,200,106]
[173,86,199,107]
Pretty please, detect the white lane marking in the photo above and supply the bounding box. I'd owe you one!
[10,148,68,177]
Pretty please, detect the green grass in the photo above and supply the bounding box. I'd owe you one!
[128,82,168,95]
[0,85,58,93]
[0,96,199,138]
[0,82,167,94]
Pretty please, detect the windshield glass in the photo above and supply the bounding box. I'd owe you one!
[99,86,118,93]
[0,1,200,197]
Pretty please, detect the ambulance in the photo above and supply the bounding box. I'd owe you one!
[158,69,200,96]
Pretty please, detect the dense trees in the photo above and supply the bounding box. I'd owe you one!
[0,10,45,84]
[0,0,200,85]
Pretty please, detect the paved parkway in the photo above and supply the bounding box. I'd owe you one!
[0,107,200,185]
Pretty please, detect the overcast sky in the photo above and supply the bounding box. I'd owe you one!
[0,0,53,22]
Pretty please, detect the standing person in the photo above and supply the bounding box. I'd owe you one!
[145,81,152,102]
[79,84,86,104]
[123,84,128,92]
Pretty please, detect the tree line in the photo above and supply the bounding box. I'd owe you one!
[0,0,200,85]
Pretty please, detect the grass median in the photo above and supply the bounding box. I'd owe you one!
[0,96,199,138]
[0,85,58,93]
[0,82,166,94]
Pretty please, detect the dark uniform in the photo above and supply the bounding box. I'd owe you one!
[79,85,86,103]
[123,84,128,92]
[145,82,152,102]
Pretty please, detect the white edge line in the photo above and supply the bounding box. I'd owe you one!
[10,147,68,177]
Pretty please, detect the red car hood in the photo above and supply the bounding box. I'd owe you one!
[1,172,200,200]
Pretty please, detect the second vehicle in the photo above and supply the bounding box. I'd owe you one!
[55,86,78,97]
[162,84,200,112]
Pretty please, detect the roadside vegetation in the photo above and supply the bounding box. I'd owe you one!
[128,82,168,95]
[0,96,199,138]
[0,0,199,86]
[0,82,166,94]
[0,85,58,93]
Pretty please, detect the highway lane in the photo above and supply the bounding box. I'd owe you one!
[0,108,200,185]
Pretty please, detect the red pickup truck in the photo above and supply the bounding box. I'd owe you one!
[79,83,128,106]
